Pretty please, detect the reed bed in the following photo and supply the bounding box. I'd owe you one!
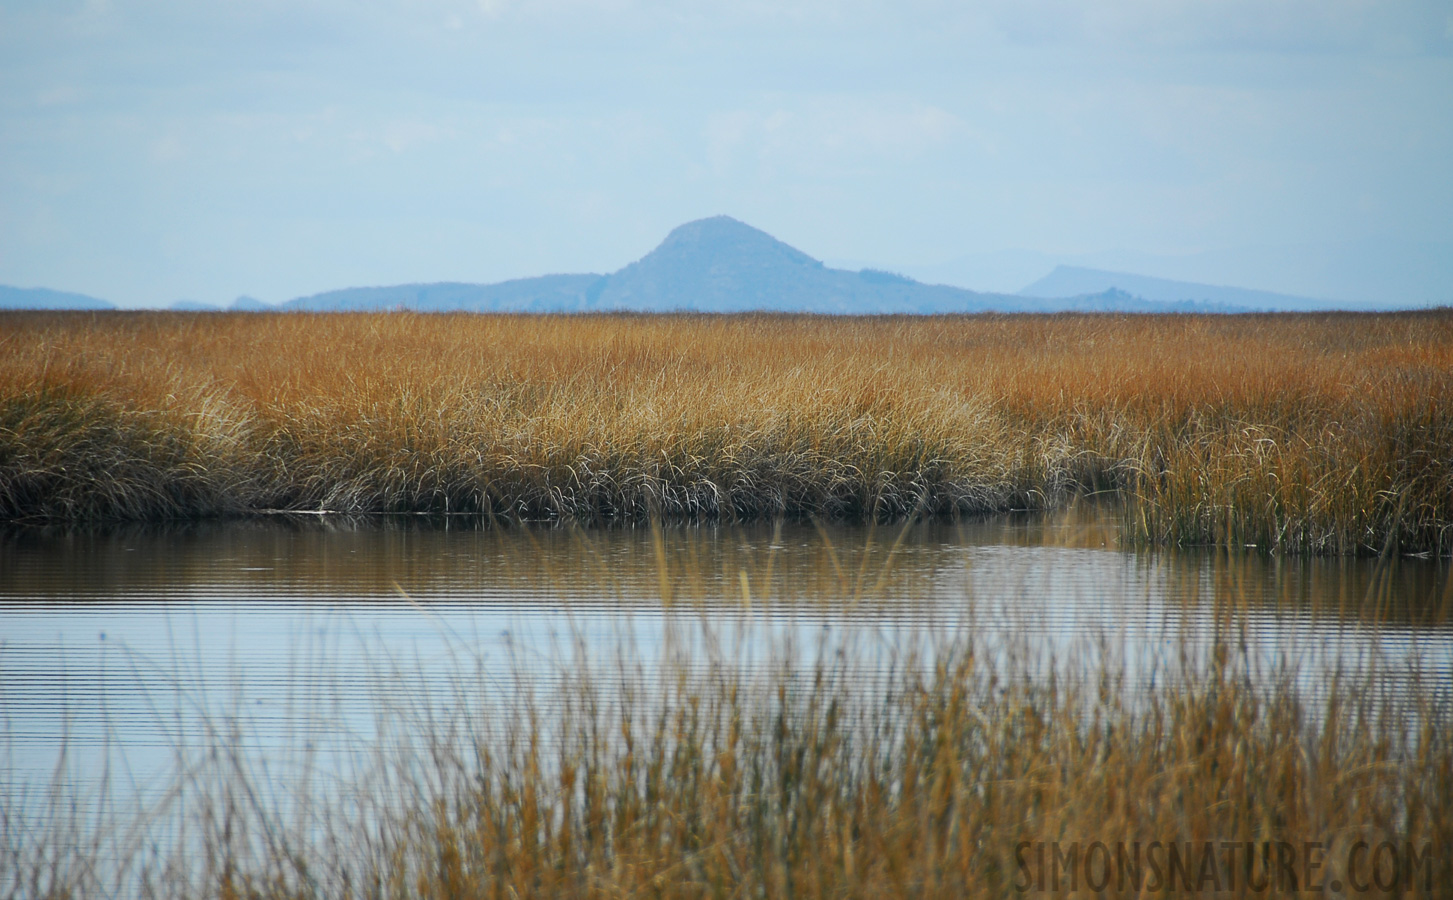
[6,603,1450,899]
[2,310,1451,554]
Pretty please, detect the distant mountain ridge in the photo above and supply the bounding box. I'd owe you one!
[9,217,1372,314]
[586,217,1007,313]
[281,217,1248,315]
[1019,266,1341,312]
[284,274,605,312]
[0,285,113,310]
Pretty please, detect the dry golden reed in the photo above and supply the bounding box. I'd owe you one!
[8,614,1450,899]
[2,309,1450,553]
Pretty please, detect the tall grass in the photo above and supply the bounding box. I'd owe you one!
[2,310,1451,554]
[6,594,1450,898]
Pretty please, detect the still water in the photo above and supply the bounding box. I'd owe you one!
[3,508,1451,806]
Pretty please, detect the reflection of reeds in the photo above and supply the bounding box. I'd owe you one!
[7,608,1450,898]
[3,310,1451,553]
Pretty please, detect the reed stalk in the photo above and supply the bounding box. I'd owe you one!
[5,609,1449,899]
[2,310,1450,554]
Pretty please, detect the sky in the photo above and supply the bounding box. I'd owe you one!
[2,0,1451,308]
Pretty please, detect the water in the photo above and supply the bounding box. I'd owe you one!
[3,508,1451,813]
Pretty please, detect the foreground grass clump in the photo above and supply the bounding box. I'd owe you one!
[2,310,1451,553]
[7,621,1450,899]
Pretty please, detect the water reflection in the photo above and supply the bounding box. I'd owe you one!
[3,509,1448,623]
[2,508,1450,805]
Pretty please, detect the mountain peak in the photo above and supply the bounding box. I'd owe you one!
[591,216,827,311]
[650,216,820,268]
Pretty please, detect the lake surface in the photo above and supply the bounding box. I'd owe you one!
[3,507,1451,815]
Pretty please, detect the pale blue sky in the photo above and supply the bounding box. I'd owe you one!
[2,0,1451,307]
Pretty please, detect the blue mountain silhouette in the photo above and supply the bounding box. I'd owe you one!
[282,216,1237,314]
[0,285,114,310]
[1,217,1272,313]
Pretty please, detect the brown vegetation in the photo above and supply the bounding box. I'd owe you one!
[8,608,1450,899]
[2,309,1450,553]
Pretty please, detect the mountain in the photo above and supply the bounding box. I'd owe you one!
[281,219,1263,315]
[901,238,1453,308]
[594,219,1268,313]
[0,285,114,310]
[283,274,603,312]
[1019,266,1341,312]
[1041,239,1453,308]
[12,218,1362,315]
[587,217,1005,313]
[592,216,831,311]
